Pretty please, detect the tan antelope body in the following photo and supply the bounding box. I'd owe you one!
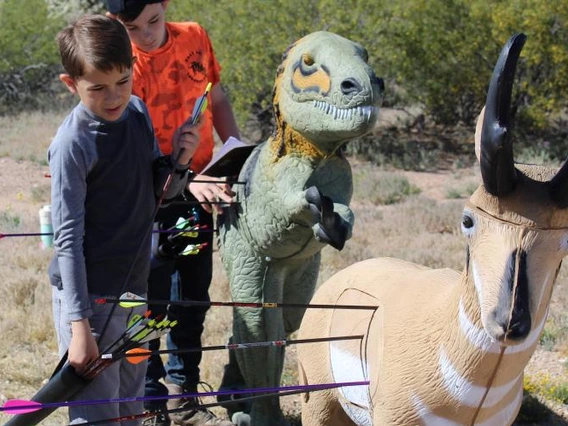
[297,34,568,426]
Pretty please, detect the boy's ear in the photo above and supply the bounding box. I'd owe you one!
[105,11,117,19]
[162,0,170,11]
[59,74,78,95]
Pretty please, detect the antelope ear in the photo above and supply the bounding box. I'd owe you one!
[474,107,485,162]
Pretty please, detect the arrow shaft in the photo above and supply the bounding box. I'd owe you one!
[0,229,215,239]
[68,384,357,426]
[0,232,53,238]
[102,297,378,311]
[45,174,245,185]
[3,381,369,415]
[169,200,237,206]
[190,179,245,185]
[106,334,363,361]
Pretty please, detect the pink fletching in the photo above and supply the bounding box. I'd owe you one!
[2,399,43,414]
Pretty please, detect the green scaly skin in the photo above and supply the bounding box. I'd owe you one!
[217,31,383,426]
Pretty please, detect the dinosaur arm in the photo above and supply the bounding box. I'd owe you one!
[239,151,320,254]
[305,155,354,250]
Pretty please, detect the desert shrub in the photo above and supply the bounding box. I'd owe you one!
[347,126,476,171]
[0,0,67,114]
[514,124,568,164]
[374,0,568,129]
[524,373,568,405]
[445,180,478,199]
[3,0,567,137]
[540,327,559,351]
[30,183,51,203]
[353,167,421,205]
[0,208,22,230]
[167,0,568,134]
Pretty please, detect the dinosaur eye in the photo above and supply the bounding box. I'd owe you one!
[302,54,315,66]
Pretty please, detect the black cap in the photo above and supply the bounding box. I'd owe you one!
[106,0,162,16]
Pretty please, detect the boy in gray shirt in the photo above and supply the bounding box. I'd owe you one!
[49,15,199,425]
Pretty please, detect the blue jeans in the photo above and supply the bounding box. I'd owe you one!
[144,202,213,408]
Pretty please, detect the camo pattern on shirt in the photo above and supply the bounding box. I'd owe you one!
[132,22,221,172]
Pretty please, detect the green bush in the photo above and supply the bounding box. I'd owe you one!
[0,0,65,114]
[374,0,568,128]
[170,0,568,132]
[1,0,567,135]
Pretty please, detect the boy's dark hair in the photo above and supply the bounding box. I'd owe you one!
[106,0,163,22]
[57,15,133,79]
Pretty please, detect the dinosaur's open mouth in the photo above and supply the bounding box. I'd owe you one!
[313,100,376,121]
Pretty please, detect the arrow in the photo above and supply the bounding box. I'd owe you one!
[1,381,369,415]
[0,229,216,240]
[96,292,379,311]
[0,232,53,239]
[103,334,363,364]
[79,312,163,380]
[82,316,178,380]
[190,82,211,126]
[168,200,238,206]
[44,173,246,185]
[69,381,367,425]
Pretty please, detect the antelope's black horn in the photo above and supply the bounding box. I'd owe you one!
[480,33,526,196]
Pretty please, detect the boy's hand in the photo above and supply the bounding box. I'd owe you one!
[189,175,234,214]
[69,318,99,375]
[172,118,201,168]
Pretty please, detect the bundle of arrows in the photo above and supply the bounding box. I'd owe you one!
[1,314,365,425]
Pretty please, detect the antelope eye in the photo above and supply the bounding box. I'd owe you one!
[462,214,474,229]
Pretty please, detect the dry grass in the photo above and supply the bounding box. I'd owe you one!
[0,109,567,425]
[0,110,67,164]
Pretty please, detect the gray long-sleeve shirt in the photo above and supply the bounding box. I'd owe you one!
[48,96,187,321]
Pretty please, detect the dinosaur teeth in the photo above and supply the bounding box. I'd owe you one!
[312,100,375,121]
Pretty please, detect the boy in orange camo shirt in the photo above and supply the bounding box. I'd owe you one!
[107,1,240,425]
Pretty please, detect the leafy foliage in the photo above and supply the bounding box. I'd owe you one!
[169,0,568,131]
[373,0,568,127]
[0,0,64,114]
[1,0,567,134]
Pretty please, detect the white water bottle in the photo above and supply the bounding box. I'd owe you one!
[39,205,53,248]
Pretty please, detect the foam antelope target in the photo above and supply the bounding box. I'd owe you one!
[297,33,567,426]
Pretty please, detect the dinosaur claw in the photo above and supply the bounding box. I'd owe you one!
[305,186,322,205]
[305,185,348,250]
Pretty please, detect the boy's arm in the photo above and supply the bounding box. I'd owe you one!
[49,140,92,319]
[211,83,240,143]
[49,135,99,371]
[69,319,99,374]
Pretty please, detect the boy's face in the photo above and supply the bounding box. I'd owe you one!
[121,2,168,53]
[60,64,133,122]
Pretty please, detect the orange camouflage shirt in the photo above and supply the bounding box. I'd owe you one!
[131,22,221,173]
